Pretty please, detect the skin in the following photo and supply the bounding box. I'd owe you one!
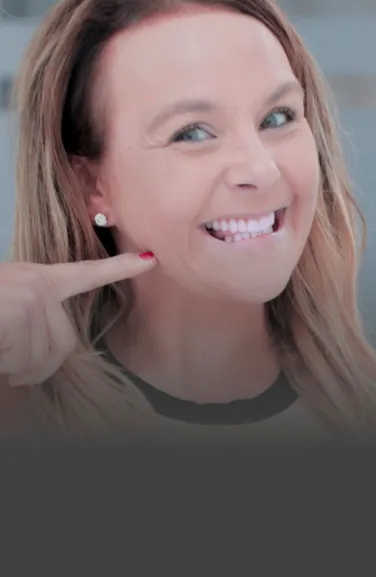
[86,7,320,403]
[0,254,156,433]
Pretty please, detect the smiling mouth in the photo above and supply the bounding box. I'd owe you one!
[203,208,286,243]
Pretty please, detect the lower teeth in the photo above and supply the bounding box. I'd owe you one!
[220,227,273,243]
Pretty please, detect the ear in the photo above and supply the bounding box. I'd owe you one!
[70,155,115,226]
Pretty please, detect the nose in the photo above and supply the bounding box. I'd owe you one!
[222,133,281,193]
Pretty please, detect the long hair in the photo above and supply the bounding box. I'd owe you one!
[10,0,376,436]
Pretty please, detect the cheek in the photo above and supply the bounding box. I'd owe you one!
[106,149,211,248]
[281,129,320,227]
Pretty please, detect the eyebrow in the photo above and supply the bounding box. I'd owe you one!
[266,79,304,105]
[146,100,217,133]
[146,79,304,133]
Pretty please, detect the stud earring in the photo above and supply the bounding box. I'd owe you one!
[94,213,107,227]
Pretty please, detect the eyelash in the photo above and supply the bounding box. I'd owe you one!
[260,106,297,129]
[169,122,213,143]
[169,106,297,144]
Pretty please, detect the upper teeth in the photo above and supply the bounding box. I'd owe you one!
[206,213,275,234]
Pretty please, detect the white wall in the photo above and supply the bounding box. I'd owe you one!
[0,21,37,258]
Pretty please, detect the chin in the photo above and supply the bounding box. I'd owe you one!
[208,273,292,305]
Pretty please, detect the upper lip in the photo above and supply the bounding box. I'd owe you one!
[203,207,286,224]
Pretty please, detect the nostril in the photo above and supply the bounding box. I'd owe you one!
[236,183,257,189]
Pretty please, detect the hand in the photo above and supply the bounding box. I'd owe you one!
[0,252,156,387]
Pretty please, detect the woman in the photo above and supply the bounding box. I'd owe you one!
[0,0,374,439]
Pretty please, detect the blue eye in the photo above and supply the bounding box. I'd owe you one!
[261,107,296,129]
[171,123,214,143]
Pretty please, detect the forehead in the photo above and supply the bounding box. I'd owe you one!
[96,7,295,112]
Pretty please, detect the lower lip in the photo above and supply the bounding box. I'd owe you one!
[202,209,287,248]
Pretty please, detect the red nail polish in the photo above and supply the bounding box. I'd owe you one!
[139,251,155,259]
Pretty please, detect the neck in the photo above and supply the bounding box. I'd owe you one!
[107,272,280,403]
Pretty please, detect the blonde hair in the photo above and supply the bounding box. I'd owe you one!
[10,0,376,436]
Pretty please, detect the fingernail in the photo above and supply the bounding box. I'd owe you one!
[138,251,155,260]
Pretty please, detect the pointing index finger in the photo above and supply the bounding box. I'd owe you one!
[45,253,156,301]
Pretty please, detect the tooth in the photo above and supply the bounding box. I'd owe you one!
[220,219,229,232]
[225,235,233,243]
[246,220,259,233]
[259,213,275,229]
[238,219,247,232]
[212,213,276,237]
[229,219,238,233]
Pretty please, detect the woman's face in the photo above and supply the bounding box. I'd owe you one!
[90,7,320,303]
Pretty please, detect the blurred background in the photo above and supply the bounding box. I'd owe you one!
[0,0,375,335]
